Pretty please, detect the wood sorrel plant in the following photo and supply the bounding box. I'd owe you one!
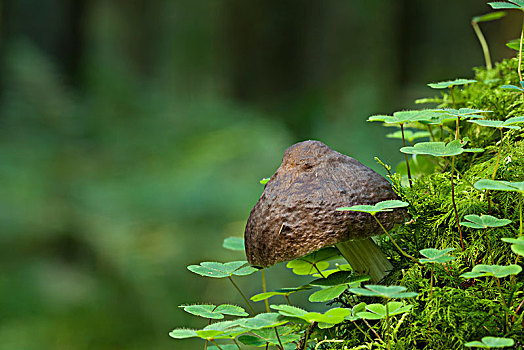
[169,3,524,348]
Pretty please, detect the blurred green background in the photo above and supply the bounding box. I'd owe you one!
[0,1,519,349]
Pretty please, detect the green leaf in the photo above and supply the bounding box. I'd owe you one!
[270,304,308,318]
[400,140,482,157]
[286,247,341,275]
[349,285,418,299]
[501,83,524,91]
[427,79,477,89]
[474,179,524,193]
[419,248,456,264]
[238,334,267,346]
[204,320,247,338]
[501,236,524,255]
[251,327,300,345]
[239,313,288,330]
[460,214,512,229]
[460,264,522,278]
[187,261,257,278]
[336,200,408,215]
[472,11,507,22]
[465,336,515,348]
[468,119,521,130]
[505,116,524,124]
[222,237,245,251]
[357,302,412,320]
[488,2,522,10]
[260,178,270,185]
[169,328,198,339]
[195,329,225,339]
[368,110,436,124]
[214,304,249,317]
[180,304,225,319]
[208,345,238,350]
[386,130,430,142]
[345,302,367,322]
[309,271,369,287]
[303,308,351,325]
[309,285,347,302]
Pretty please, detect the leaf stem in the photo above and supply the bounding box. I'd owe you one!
[427,125,435,141]
[211,340,224,350]
[450,156,465,251]
[519,16,524,82]
[400,123,413,187]
[449,86,456,109]
[494,276,509,330]
[429,264,434,330]
[233,339,242,350]
[492,128,503,180]
[352,320,374,342]
[484,228,494,264]
[471,20,492,70]
[313,264,326,278]
[385,300,391,350]
[372,214,421,265]
[302,324,311,350]
[261,269,270,313]
[274,327,284,350]
[227,276,255,315]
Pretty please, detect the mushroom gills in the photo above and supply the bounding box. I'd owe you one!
[335,237,393,284]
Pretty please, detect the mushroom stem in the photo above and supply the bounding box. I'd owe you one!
[335,238,393,283]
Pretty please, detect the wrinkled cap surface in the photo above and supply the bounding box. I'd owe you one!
[244,140,407,267]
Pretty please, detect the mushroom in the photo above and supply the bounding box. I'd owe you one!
[244,140,407,283]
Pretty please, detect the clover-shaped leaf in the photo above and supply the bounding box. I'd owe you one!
[303,308,352,327]
[309,271,370,287]
[270,305,351,328]
[239,327,300,347]
[501,236,524,255]
[400,140,483,157]
[434,108,491,118]
[428,79,477,89]
[187,261,258,278]
[357,302,412,320]
[368,110,435,124]
[348,285,418,299]
[419,248,456,264]
[309,285,348,302]
[345,302,367,322]
[204,320,247,339]
[208,345,238,350]
[286,247,341,275]
[336,200,408,215]
[460,215,512,229]
[472,11,507,23]
[468,119,521,130]
[489,1,524,10]
[465,336,515,348]
[474,179,524,193]
[270,305,308,318]
[386,130,431,142]
[169,328,199,339]
[460,264,522,279]
[501,81,524,92]
[222,237,245,251]
[238,313,288,330]
[179,304,248,319]
[250,286,310,302]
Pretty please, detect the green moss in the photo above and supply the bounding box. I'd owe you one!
[322,60,524,350]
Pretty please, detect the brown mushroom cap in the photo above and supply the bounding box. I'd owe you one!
[244,140,406,267]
